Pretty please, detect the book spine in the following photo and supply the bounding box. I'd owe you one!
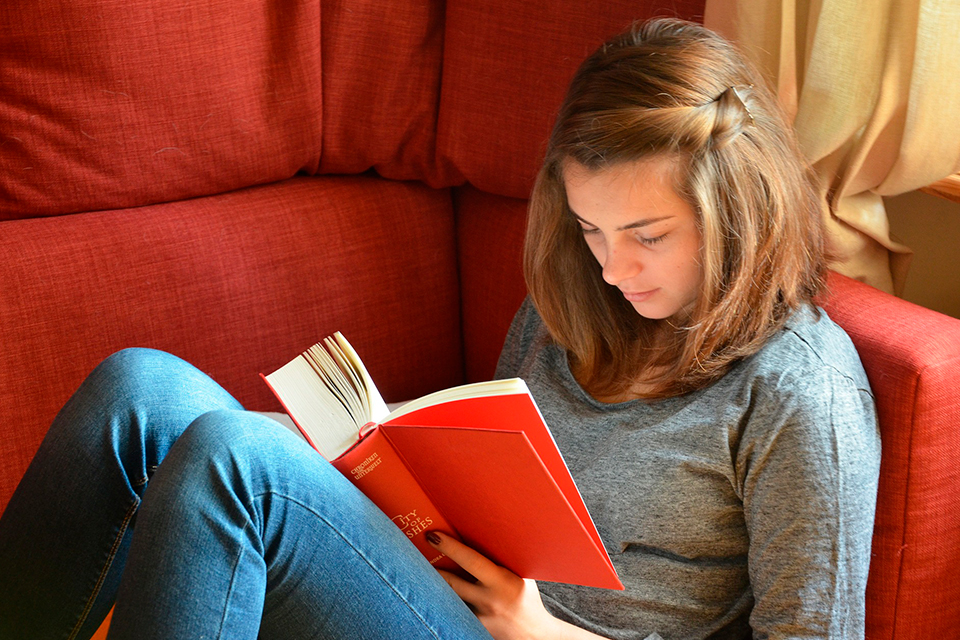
[331,427,460,573]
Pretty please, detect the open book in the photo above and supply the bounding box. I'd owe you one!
[262,333,622,590]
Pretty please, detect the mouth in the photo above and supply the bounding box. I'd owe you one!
[621,289,659,303]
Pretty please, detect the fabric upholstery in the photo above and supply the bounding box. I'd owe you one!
[437,0,705,199]
[820,272,960,639]
[0,0,322,219]
[317,0,448,185]
[454,186,529,382]
[0,176,462,513]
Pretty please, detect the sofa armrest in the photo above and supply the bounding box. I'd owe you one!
[820,271,960,639]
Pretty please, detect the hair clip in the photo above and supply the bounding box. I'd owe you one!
[729,85,755,126]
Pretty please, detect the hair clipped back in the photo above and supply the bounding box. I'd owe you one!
[525,18,827,399]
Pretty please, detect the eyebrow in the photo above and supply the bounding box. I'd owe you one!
[571,211,675,232]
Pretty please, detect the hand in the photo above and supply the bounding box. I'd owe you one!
[426,531,571,640]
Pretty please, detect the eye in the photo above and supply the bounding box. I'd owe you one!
[579,224,601,237]
[637,233,668,246]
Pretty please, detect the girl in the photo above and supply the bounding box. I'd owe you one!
[0,18,879,640]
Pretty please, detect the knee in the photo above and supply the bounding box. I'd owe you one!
[158,410,331,501]
[94,348,197,392]
[177,410,278,455]
[89,349,241,415]
[170,411,312,477]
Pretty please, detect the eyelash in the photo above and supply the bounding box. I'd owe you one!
[638,233,668,246]
[579,227,668,246]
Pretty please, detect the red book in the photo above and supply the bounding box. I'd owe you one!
[263,333,622,590]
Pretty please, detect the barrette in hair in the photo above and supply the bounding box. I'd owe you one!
[729,85,755,125]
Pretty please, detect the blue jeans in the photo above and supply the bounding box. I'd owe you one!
[0,349,492,639]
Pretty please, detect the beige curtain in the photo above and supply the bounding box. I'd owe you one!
[704,0,960,294]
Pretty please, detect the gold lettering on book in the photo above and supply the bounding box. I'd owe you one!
[350,453,382,479]
[391,510,435,539]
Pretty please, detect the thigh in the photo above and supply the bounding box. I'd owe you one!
[111,411,492,640]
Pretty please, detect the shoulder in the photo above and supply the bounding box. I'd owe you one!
[495,297,555,379]
[742,305,872,397]
[728,305,878,463]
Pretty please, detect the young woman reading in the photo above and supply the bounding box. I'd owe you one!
[0,18,880,640]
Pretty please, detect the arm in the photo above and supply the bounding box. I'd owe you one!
[493,297,540,381]
[739,368,880,638]
[427,531,610,640]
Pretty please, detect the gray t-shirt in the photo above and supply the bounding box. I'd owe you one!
[495,299,880,640]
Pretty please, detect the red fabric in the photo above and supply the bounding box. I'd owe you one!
[820,273,960,639]
[437,0,705,199]
[0,176,463,514]
[317,0,446,185]
[0,0,322,220]
[455,186,529,382]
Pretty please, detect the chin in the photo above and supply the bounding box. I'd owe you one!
[631,300,695,322]
[631,305,677,321]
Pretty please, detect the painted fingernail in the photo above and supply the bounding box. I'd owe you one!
[426,531,442,545]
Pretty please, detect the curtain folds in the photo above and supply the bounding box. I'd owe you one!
[704,0,960,293]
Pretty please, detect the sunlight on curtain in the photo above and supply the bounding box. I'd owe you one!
[705,0,960,294]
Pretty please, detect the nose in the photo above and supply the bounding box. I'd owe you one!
[601,239,641,286]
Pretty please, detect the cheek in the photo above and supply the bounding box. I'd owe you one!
[672,238,704,290]
[684,245,705,291]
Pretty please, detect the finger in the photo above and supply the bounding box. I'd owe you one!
[435,568,485,604]
[427,531,509,586]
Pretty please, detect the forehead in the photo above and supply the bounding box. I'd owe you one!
[562,152,683,186]
[561,156,691,221]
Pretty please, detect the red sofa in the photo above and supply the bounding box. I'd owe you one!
[2,1,958,638]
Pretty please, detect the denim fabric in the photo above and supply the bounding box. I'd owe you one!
[0,349,490,640]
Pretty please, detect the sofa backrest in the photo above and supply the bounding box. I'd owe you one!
[0,0,324,219]
[435,0,703,200]
[0,0,705,502]
[0,0,704,221]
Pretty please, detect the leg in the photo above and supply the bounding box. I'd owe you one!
[0,349,244,640]
[107,411,491,640]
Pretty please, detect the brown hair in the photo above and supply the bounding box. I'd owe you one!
[524,18,826,399]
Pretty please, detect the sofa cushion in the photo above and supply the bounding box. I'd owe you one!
[317,0,447,186]
[0,176,463,514]
[437,0,705,199]
[0,0,323,219]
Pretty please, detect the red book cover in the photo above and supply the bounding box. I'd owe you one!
[321,393,621,590]
[331,427,460,573]
[375,393,622,589]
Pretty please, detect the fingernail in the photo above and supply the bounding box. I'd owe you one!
[426,531,441,545]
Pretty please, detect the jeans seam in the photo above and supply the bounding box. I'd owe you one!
[66,497,140,640]
[134,466,158,488]
[218,522,249,639]
[259,491,445,640]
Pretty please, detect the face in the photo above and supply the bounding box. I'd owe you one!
[563,156,703,321]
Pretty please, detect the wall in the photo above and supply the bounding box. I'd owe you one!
[886,191,960,319]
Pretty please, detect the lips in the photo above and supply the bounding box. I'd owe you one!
[621,288,659,302]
